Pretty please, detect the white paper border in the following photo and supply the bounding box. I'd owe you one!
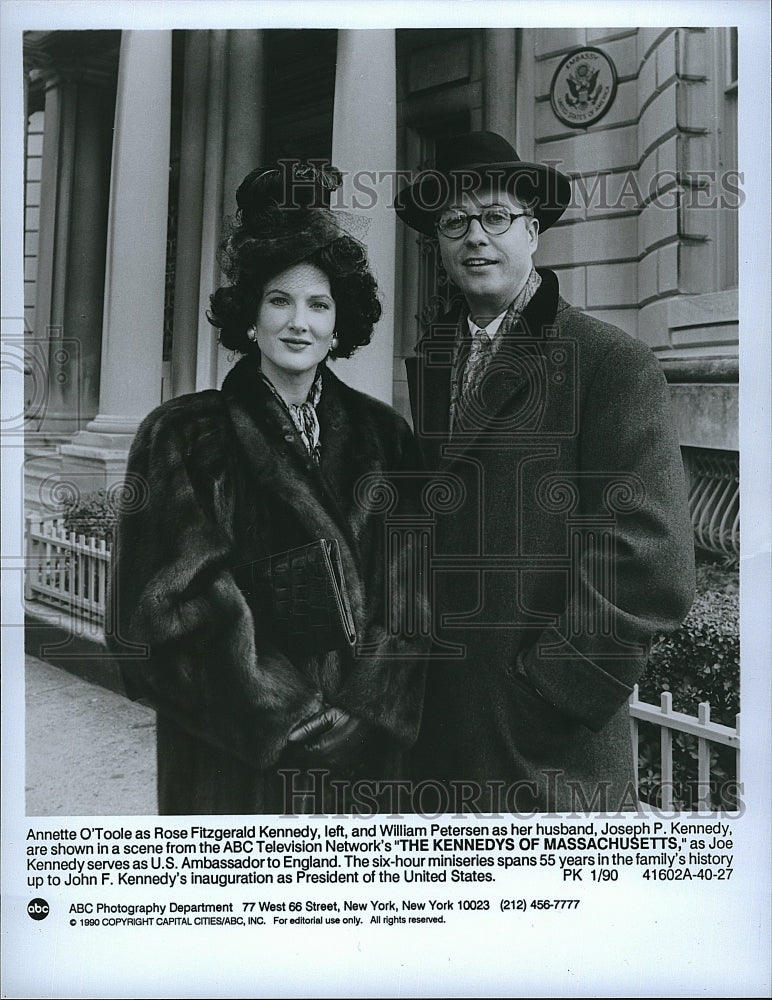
[2,2,770,998]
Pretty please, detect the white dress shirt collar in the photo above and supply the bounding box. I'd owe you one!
[466,310,508,341]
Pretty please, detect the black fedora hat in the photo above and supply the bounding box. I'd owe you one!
[394,131,571,236]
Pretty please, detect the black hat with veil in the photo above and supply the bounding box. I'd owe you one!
[209,160,380,358]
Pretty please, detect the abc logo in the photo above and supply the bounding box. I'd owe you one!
[27,898,50,921]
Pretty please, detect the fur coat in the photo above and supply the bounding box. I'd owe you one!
[108,358,427,815]
[405,267,695,813]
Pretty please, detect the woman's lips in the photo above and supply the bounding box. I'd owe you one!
[280,338,313,349]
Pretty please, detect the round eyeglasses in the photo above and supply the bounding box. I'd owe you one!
[436,207,533,239]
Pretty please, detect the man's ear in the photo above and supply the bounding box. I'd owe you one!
[528,216,540,252]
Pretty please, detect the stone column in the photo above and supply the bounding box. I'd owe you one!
[172,30,266,395]
[32,72,75,439]
[216,29,266,386]
[194,30,227,392]
[64,81,115,425]
[169,31,209,398]
[60,31,172,491]
[83,30,172,438]
[483,30,518,141]
[33,71,113,437]
[223,29,265,215]
[330,29,397,405]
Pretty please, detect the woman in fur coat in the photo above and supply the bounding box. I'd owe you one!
[108,163,427,815]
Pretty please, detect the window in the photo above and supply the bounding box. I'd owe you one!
[717,27,738,290]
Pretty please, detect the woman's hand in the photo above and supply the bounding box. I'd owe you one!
[292,692,325,731]
[287,705,369,767]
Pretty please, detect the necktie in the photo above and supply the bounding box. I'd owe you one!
[462,326,493,399]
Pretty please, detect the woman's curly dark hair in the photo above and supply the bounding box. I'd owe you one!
[207,162,382,359]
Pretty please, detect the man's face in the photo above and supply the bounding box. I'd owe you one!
[437,185,539,323]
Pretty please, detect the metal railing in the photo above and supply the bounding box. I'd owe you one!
[629,685,740,811]
[24,518,741,809]
[25,517,111,626]
[682,448,740,560]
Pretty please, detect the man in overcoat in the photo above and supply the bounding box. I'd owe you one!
[394,131,695,813]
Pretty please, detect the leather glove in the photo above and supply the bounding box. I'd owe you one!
[287,705,368,767]
[292,692,325,731]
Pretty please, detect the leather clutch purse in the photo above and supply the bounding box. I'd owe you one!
[232,539,357,654]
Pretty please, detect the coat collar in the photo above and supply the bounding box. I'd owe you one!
[221,356,316,468]
[220,358,367,628]
[407,267,561,466]
[221,356,351,483]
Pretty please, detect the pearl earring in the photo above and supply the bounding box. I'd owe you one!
[330,334,339,352]
[247,326,257,342]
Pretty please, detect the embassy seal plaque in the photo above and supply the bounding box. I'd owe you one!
[550,47,618,129]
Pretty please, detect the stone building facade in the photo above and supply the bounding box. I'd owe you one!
[22,26,739,557]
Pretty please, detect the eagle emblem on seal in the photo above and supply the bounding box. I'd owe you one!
[550,47,618,128]
[564,62,602,109]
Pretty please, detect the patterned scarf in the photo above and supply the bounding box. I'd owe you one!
[260,368,323,463]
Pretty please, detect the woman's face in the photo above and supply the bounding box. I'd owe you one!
[255,263,336,381]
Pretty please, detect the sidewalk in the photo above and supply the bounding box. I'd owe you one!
[25,653,157,816]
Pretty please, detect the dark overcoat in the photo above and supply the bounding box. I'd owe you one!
[405,267,695,813]
[108,358,427,815]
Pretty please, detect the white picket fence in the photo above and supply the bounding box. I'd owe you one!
[25,517,741,808]
[629,685,740,810]
[25,517,111,626]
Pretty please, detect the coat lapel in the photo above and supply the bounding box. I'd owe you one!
[220,359,366,620]
[406,315,458,469]
[410,268,561,468]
